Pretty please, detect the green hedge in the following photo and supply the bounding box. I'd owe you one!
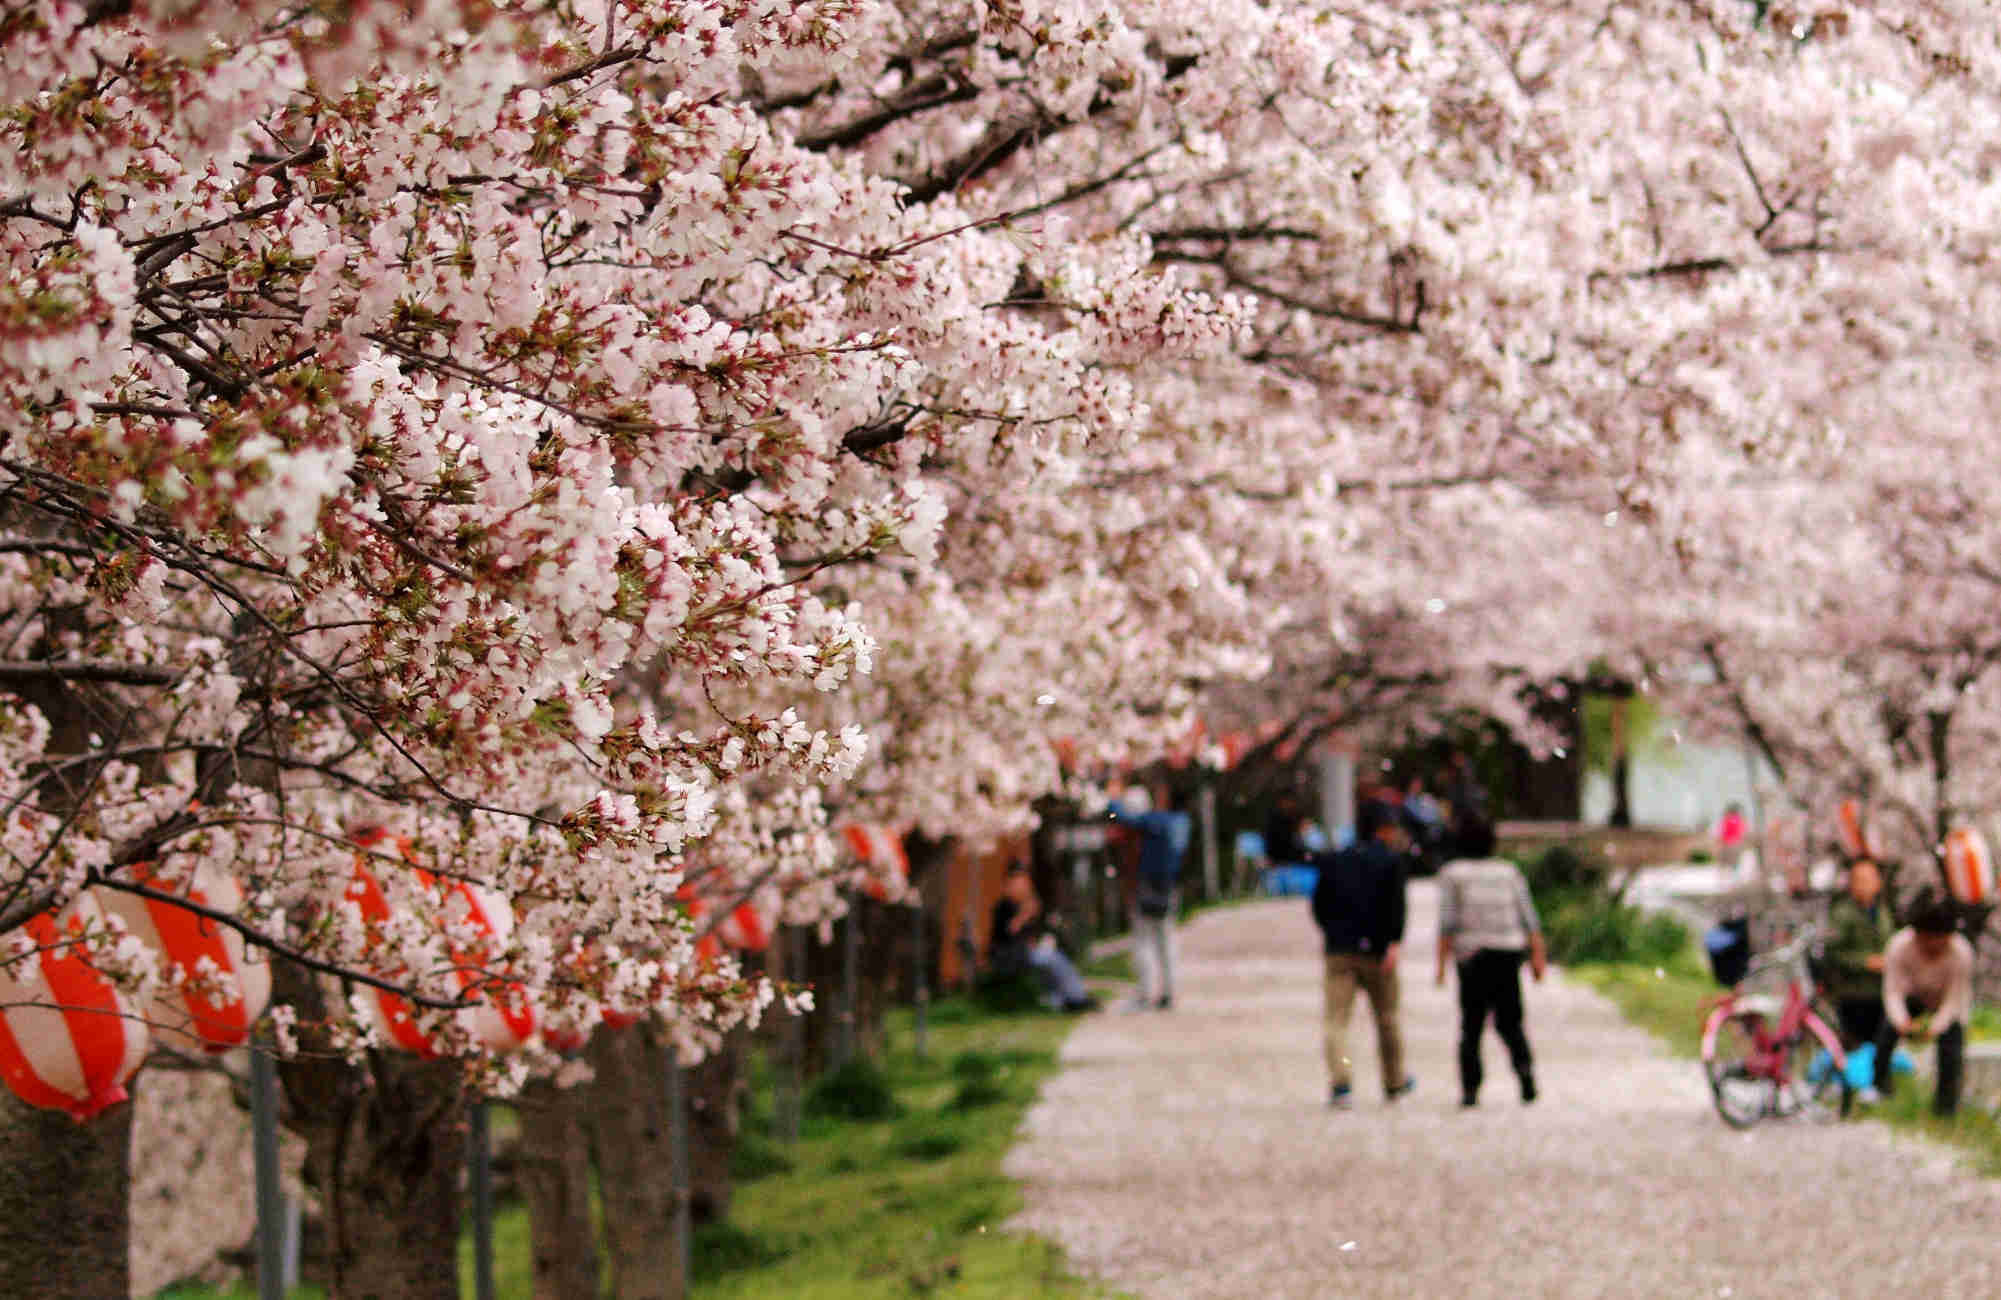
[1517,846,1689,968]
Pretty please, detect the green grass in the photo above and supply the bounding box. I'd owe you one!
[1564,945,1717,1058]
[1571,944,2001,1178]
[158,996,1117,1300]
[692,1000,1121,1299]
[1078,947,1133,983]
[1969,1003,2001,1043]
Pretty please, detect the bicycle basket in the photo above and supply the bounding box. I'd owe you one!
[1703,917,1751,986]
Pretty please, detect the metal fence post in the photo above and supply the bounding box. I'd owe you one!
[911,897,928,1060]
[836,895,859,1068]
[779,926,804,1142]
[250,1046,284,1300]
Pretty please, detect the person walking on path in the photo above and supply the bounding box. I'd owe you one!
[1310,799,1414,1108]
[1874,896,1975,1115]
[1107,780,1192,1011]
[1434,817,1544,1108]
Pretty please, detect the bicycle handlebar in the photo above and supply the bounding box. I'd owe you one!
[1740,922,1821,982]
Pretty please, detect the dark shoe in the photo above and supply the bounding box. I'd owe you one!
[1155,996,1173,1011]
[1329,1083,1353,1110]
[1062,995,1099,1013]
[1520,1074,1537,1104]
[1387,1076,1417,1102]
[1460,1096,1478,1110]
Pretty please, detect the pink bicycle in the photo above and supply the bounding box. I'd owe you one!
[1699,922,1853,1127]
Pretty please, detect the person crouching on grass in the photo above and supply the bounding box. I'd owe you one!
[1875,895,1974,1117]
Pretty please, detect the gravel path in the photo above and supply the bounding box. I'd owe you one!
[1006,883,2001,1298]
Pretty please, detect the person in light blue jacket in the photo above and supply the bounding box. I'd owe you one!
[1107,781,1192,1011]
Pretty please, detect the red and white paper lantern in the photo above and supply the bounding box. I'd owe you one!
[678,887,772,964]
[0,894,150,1120]
[1835,799,1875,860]
[1944,826,1994,905]
[840,824,910,902]
[98,862,270,1053]
[347,833,536,1056]
[714,899,771,953]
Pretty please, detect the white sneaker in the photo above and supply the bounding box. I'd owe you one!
[1856,1086,1881,1106]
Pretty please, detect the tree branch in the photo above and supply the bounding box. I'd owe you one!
[0,660,182,686]
[90,875,478,1011]
[797,75,980,152]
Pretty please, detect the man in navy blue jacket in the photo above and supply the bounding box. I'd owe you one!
[1311,799,1413,1108]
[1107,781,1192,1011]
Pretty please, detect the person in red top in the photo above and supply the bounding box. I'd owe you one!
[1715,803,1748,870]
[1873,897,1976,1116]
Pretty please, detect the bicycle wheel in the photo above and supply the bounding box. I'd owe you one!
[1704,1010,1773,1128]
[1776,1015,1854,1121]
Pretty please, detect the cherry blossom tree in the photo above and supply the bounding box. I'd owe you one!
[10,0,2001,1293]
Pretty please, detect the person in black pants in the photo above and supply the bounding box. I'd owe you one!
[1870,899,1974,1115]
[1822,859,1890,1096]
[1436,818,1546,1107]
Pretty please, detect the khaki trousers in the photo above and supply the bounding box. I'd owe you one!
[1323,952,1404,1093]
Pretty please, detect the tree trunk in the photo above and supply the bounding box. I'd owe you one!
[686,1029,745,1226]
[514,1078,599,1300]
[0,1087,132,1298]
[281,1049,466,1300]
[585,1023,682,1300]
[798,897,904,1076]
[1608,694,1633,828]
[276,1000,467,1300]
[1928,706,1955,858]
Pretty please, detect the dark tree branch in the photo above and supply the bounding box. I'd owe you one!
[540,44,643,90]
[0,660,182,686]
[1157,251,1421,334]
[1700,640,1789,785]
[797,75,980,152]
[90,875,478,1011]
[901,54,1199,205]
[1151,225,1321,244]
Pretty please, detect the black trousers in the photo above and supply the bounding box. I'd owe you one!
[1873,994,1964,1116]
[1834,994,1884,1049]
[1457,948,1533,1101]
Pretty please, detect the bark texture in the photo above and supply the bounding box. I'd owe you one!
[685,1029,744,1226]
[273,957,466,1300]
[798,898,904,1077]
[0,1087,132,1299]
[585,1023,682,1300]
[280,1048,466,1300]
[514,1078,599,1300]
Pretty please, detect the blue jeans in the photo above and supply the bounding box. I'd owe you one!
[1025,943,1089,1006]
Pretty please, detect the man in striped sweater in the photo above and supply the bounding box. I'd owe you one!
[1436,818,1546,1109]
